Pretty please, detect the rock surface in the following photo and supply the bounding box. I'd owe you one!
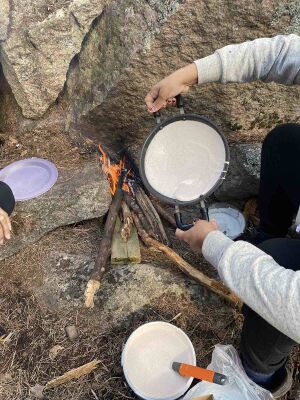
[215,143,262,200]
[67,0,300,153]
[39,252,213,323]
[0,0,9,41]
[0,0,107,118]
[0,157,110,260]
[0,0,183,118]
[0,0,299,202]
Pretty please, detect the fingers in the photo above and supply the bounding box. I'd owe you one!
[166,97,176,107]
[151,95,167,113]
[145,87,159,111]
[175,228,184,240]
[145,85,176,113]
[0,209,12,244]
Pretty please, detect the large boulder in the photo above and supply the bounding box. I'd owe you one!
[0,0,184,119]
[0,0,299,202]
[0,157,110,260]
[65,0,300,153]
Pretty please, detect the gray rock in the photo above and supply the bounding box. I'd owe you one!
[0,0,183,119]
[0,0,107,118]
[39,250,214,323]
[215,143,262,200]
[0,157,111,260]
[65,0,300,154]
[0,0,299,204]
[0,0,10,41]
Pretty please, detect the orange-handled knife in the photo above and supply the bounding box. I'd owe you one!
[172,362,228,385]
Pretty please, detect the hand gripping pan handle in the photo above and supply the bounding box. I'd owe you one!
[175,200,209,231]
[153,94,184,123]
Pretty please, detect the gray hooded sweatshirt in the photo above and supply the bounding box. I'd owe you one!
[194,34,300,343]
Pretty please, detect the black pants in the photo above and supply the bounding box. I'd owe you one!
[241,124,300,374]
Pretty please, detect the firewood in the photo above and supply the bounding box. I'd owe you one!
[111,216,141,264]
[150,198,177,228]
[131,212,242,308]
[139,188,170,246]
[46,360,100,388]
[120,201,133,242]
[124,193,156,238]
[30,360,100,398]
[135,188,160,239]
[84,171,125,308]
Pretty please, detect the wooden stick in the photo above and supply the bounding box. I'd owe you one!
[151,199,177,228]
[120,201,133,242]
[124,193,156,238]
[46,360,100,388]
[131,212,242,308]
[84,172,125,308]
[135,188,160,239]
[139,188,170,245]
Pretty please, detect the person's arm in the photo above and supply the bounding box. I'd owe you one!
[195,34,300,85]
[145,34,300,112]
[176,221,300,343]
[202,231,300,343]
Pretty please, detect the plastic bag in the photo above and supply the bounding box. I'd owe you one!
[182,344,273,400]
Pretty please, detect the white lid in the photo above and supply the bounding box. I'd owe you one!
[122,321,196,400]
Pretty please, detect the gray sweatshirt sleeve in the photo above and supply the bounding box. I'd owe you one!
[202,231,300,343]
[194,34,300,85]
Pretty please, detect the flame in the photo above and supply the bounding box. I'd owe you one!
[98,145,130,195]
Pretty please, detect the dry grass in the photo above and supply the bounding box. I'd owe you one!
[0,279,241,400]
[0,221,299,399]
[0,128,94,170]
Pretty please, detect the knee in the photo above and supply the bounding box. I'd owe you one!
[263,123,300,150]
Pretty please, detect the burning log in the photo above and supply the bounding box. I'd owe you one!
[84,147,127,308]
[131,211,242,308]
[85,172,125,308]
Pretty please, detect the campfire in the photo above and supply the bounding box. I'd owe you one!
[84,147,241,309]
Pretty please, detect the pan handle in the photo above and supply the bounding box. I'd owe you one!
[153,94,185,124]
[174,201,209,231]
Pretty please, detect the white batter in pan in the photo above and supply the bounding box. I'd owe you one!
[144,120,226,201]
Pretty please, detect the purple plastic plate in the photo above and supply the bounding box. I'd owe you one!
[0,158,58,201]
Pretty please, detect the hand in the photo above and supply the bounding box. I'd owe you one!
[145,63,198,112]
[176,219,218,252]
[0,208,12,244]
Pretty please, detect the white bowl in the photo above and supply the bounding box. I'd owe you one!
[208,203,246,240]
[122,321,196,400]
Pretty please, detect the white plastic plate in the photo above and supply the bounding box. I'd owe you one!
[0,158,58,201]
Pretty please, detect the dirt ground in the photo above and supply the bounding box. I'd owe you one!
[0,218,299,400]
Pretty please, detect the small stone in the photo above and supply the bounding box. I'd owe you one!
[29,384,45,399]
[49,344,64,360]
[65,325,78,341]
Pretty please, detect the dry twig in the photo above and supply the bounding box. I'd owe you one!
[132,212,242,308]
